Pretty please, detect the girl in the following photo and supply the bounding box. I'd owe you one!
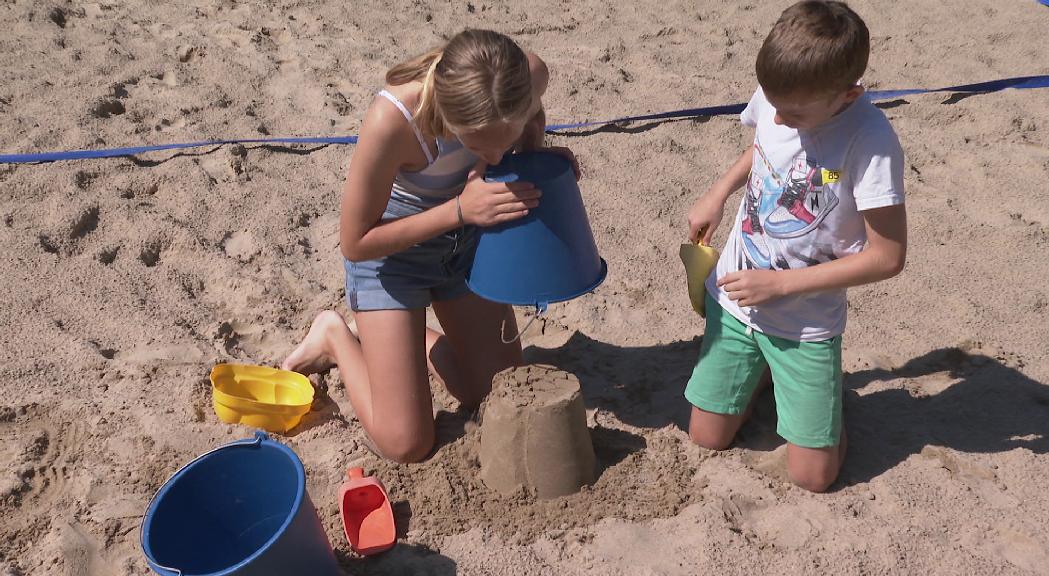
[283,29,576,462]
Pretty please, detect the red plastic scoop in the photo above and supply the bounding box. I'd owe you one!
[339,467,396,556]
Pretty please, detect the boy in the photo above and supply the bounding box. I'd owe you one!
[684,0,907,492]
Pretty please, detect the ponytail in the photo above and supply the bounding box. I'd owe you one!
[383,30,533,140]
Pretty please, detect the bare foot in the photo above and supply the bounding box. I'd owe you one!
[282,311,346,374]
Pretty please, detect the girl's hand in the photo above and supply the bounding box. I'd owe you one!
[459,159,542,227]
[687,190,727,244]
[717,270,785,307]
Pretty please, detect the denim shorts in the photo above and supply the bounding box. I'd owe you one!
[345,195,478,311]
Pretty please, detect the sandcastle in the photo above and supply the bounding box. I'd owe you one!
[479,364,596,499]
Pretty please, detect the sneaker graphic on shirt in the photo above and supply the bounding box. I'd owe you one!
[739,141,844,271]
[740,174,774,269]
[762,156,839,240]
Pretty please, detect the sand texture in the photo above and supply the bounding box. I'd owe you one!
[2,0,1049,574]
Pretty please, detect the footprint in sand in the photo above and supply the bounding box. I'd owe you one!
[36,204,101,257]
[69,206,100,240]
[719,493,762,540]
[0,425,47,508]
[137,238,167,267]
[97,246,119,265]
[720,491,828,549]
[222,230,260,263]
[962,523,1049,574]
[113,341,206,366]
[753,505,827,549]
[0,405,89,524]
[195,145,247,183]
[153,70,179,87]
[35,520,111,576]
[743,443,790,484]
[176,44,197,63]
[919,446,1019,509]
[212,319,285,361]
[88,97,125,119]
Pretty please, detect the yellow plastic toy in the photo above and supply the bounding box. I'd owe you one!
[210,364,315,433]
[679,241,720,317]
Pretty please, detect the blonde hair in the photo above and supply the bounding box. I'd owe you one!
[385,29,533,139]
[755,1,869,97]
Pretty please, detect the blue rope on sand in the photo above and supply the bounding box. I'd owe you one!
[2,74,1049,164]
[544,74,1049,131]
[0,136,358,164]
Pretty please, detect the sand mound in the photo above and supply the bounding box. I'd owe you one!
[479,364,597,499]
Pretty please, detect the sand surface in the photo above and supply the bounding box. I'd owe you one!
[2,0,1049,574]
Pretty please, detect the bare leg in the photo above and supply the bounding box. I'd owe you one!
[786,428,847,493]
[282,309,435,463]
[285,311,455,392]
[688,369,772,450]
[282,312,345,375]
[423,327,461,395]
[281,294,522,458]
[432,293,524,409]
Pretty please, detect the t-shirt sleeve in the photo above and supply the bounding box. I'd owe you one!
[849,125,905,211]
[740,88,764,128]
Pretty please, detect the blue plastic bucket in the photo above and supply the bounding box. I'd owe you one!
[467,151,607,308]
[141,431,341,576]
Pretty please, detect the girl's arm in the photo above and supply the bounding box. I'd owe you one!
[340,94,543,262]
[339,98,461,262]
[517,52,549,150]
[516,52,582,179]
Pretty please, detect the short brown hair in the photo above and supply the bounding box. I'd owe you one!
[386,29,533,139]
[755,1,870,96]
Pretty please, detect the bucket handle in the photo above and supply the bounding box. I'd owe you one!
[139,431,269,576]
[501,302,547,344]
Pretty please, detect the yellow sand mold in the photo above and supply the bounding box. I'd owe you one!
[679,241,720,317]
[210,363,314,433]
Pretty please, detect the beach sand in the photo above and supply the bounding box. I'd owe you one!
[2,0,1049,574]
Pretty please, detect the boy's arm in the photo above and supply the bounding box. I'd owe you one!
[717,204,907,306]
[688,147,752,243]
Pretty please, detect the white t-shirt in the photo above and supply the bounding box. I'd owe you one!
[706,87,905,341]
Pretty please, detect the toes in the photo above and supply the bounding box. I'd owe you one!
[280,356,299,373]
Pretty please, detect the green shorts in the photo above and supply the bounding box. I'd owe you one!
[684,294,843,448]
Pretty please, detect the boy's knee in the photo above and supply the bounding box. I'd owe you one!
[786,438,844,493]
[688,425,733,451]
[788,455,843,491]
[688,406,738,450]
[691,435,732,451]
[787,464,838,493]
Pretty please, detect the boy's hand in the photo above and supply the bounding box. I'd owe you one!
[688,147,752,243]
[717,269,785,307]
[687,191,727,244]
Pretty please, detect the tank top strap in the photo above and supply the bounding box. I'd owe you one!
[377,89,435,165]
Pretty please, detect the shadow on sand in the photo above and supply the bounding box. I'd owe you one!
[526,332,1049,486]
